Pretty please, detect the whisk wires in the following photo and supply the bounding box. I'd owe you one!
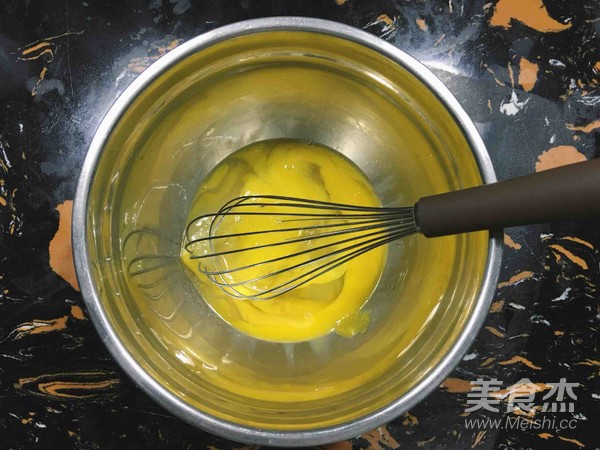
[184,195,417,300]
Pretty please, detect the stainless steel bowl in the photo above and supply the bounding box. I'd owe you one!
[73,17,502,446]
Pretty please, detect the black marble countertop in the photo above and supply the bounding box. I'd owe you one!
[1,1,599,449]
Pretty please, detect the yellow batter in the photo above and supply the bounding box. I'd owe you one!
[181,139,386,342]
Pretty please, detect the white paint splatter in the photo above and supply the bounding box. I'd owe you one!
[578,96,600,106]
[549,59,566,67]
[549,134,556,144]
[500,91,530,116]
[364,15,399,40]
[34,422,47,428]
[1,353,24,361]
[509,302,526,310]
[0,141,12,168]
[463,352,477,361]
[529,314,550,326]
[551,287,572,302]
[541,233,554,239]
[592,393,600,400]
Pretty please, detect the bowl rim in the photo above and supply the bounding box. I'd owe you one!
[73,16,502,447]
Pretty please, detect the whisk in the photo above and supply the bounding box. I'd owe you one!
[185,158,600,300]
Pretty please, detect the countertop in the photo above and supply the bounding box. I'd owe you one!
[0,0,599,449]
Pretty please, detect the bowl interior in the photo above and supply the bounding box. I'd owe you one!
[83,29,489,432]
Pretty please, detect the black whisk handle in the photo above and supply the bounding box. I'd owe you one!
[415,158,600,238]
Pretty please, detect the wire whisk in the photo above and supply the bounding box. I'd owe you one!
[184,158,600,300]
[184,195,416,299]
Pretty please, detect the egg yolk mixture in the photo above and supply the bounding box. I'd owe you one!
[181,139,386,343]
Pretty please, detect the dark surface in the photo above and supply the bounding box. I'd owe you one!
[1,0,599,449]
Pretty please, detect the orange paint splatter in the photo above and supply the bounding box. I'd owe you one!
[472,430,486,447]
[416,18,428,31]
[374,14,394,26]
[361,426,400,450]
[539,432,554,439]
[562,236,594,249]
[17,372,120,399]
[70,305,85,320]
[499,355,541,370]
[440,377,472,393]
[490,0,572,32]
[535,146,587,172]
[0,196,6,206]
[504,233,522,250]
[548,244,588,269]
[40,379,119,399]
[17,31,84,63]
[480,357,495,367]
[433,33,446,47]
[566,119,600,134]
[126,39,182,75]
[127,59,148,74]
[49,200,79,291]
[334,0,348,4]
[31,66,48,97]
[507,62,515,88]
[30,316,68,334]
[519,58,539,92]
[554,330,564,336]
[498,270,535,288]
[22,42,51,56]
[575,359,600,366]
[11,316,69,339]
[18,44,55,62]
[558,436,585,448]
[402,412,418,426]
[486,67,506,86]
[490,299,505,313]
[551,250,562,263]
[486,326,505,337]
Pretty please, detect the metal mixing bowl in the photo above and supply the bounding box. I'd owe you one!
[73,17,502,446]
